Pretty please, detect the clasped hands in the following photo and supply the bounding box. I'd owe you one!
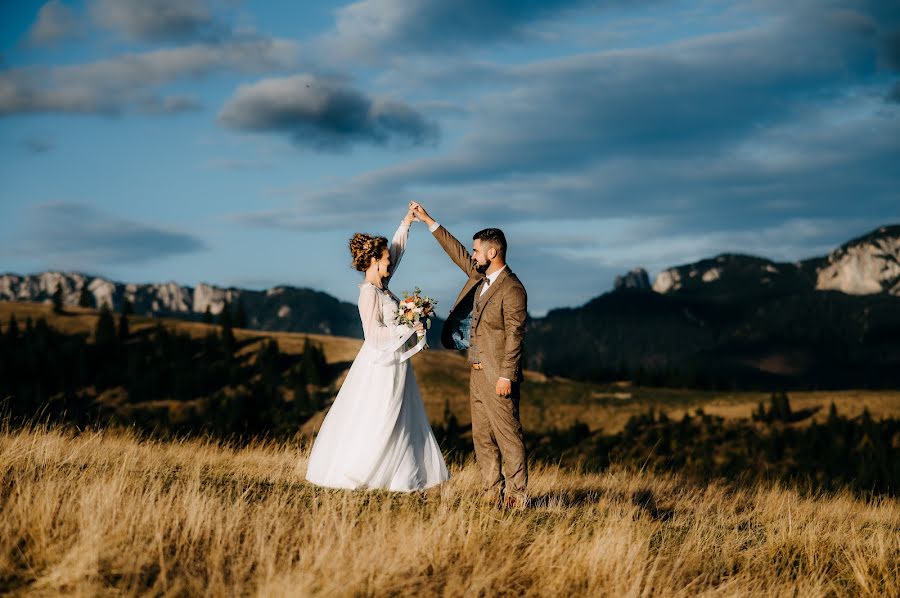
[405,201,436,228]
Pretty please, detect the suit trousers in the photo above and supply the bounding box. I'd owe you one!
[470,367,528,500]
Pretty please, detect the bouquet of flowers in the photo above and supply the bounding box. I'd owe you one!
[393,287,437,350]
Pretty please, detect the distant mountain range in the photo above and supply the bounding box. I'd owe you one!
[530,224,900,388]
[3,224,899,388]
[649,224,900,299]
[0,272,357,334]
[0,271,446,347]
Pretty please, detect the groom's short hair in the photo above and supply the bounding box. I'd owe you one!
[473,228,507,260]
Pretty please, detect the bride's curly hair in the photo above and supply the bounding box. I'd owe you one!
[349,233,389,272]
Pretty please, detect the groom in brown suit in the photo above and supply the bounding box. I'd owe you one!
[410,202,528,509]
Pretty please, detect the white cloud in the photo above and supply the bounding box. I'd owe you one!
[89,0,221,43]
[27,1,83,46]
[0,38,299,116]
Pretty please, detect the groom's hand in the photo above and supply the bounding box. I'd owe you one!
[496,378,512,397]
[409,201,435,227]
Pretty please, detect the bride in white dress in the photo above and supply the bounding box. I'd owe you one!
[304,208,450,491]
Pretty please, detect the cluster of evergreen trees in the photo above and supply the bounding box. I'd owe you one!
[0,306,330,442]
[432,388,900,495]
[526,288,900,391]
[531,393,899,494]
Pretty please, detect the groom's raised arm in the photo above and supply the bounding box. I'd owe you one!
[411,203,480,279]
[431,224,480,279]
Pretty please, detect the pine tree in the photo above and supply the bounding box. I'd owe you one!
[769,391,792,422]
[221,319,235,358]
[52,285,64,314]
[7,314,19,342]
[202,329,221,358]
[203,306,213,325]
[752,401,768,423]
[95,304,117,348]
[118,299,132,341]
[234,298,248,329]
[256,339,281,386]
[78,286,92,308]
[293,370,311,415]
[827,402,840,428]
[301,337,327,386]
[218,300,232,328]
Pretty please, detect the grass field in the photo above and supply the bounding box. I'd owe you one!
[1,421,898,596]
[3,301,900,595]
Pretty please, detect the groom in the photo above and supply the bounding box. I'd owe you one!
[410,202,528,509]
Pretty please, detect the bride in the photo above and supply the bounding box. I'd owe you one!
[304,207,450,491]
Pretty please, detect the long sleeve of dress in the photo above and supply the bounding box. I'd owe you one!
[384,220,410,287]
[358,284,413,355]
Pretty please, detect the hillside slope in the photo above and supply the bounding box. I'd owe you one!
[4,300,900,437]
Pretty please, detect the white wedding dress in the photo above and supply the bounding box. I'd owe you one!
[305,221,450,491]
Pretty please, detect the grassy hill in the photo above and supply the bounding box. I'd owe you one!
[1,422,897,596]
[3,300,900,438]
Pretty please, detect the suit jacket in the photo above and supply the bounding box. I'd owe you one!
[432,225,527,384]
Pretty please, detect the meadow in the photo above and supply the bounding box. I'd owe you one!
[2,421,899,596]
[2,301,899,595]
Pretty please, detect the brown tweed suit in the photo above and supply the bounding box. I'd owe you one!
[432,225,528,501]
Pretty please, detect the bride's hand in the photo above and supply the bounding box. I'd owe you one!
[413,321,425,336]
[403,208,417,225]
[408,201,434,226]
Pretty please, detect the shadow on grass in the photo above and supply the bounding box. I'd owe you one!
[527,486,675,521]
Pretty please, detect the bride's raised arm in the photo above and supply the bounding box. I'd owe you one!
[385,209,416,285]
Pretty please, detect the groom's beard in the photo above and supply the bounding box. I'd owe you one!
[475,259,491,274]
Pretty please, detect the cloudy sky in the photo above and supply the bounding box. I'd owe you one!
[1,0,898,316]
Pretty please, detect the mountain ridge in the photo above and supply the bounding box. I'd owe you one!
[5,224,898,325]
[650,224,900,299]
[3,223,898,388]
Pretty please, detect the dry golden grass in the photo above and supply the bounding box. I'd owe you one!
[1,422,898,597]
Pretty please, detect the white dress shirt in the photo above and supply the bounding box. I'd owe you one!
[480,264,507,295]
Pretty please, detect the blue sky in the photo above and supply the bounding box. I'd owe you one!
[1,0,898,316]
